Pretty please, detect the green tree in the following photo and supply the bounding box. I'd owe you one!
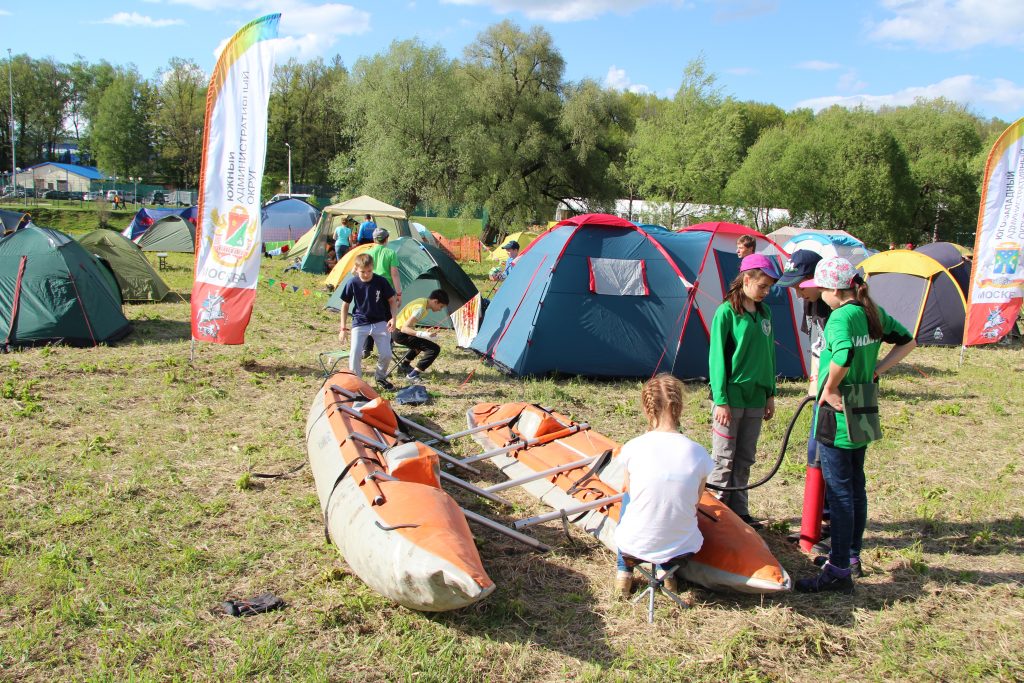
[267,56,349,194]
[151,58,206,187]
[880,99,982,242]
[724,120,806,231]
[91,69,155,178]
[340,39,467,215]
[627,58,746,227]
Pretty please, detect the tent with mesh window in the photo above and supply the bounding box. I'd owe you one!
[469,215,809,380]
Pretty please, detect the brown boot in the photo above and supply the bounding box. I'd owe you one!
[615,570,633,599]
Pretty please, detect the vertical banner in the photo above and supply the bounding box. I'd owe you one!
[964,117,1024,346]
[452,293,482,348]
[192,14,280,344]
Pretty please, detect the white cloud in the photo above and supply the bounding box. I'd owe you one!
[795,75,1024,115]
[441,0,656,22]
[796,60,841,71]
[97,12,185,28]
[604,66,651,95]
[871,0,1024,49]
[836,69,867,93]
[0,9,12,15]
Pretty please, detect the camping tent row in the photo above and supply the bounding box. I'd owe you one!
[261,197,321,244]
[325,237,479,329]
[470,214,811,381]
[0,224,132,348]
[859,242,971,346]
[79,230,171,302]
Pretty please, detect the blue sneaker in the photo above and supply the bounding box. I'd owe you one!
[814,555,862,578]
[796,561,854,594]
[406,369,422,382]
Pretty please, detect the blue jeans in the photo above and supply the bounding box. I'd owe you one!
[615,492,675,572]
[817,442,867,569]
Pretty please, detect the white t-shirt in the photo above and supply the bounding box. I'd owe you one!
[614,431,715,564]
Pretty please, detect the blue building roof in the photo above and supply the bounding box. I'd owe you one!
[26,162,105,180]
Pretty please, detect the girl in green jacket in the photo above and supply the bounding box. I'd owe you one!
[707,253,781,527]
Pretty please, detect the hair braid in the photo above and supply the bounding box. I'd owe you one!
[641,374,684,429]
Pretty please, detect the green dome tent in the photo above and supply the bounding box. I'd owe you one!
[79,229,171,302]
[0,223,132,348]
[1,209,31,234]
[137,215,196,253]
[325,237,478,328]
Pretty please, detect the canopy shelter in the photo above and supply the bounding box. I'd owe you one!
[489,230,539,261]
[79,229,170,302]
[326,237,478,329]
[470,215,808,380]
[300,195,411,274]
[0,209,31,234]
[122,206,198,241]
[137,215,196,253]
[261,197,321,243]
[0,223,132,348]
[766,225,862,246]
[859,246,968,346]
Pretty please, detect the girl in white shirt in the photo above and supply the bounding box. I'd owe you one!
[614,374,715,597]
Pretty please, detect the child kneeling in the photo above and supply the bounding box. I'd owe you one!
[614,374,715,597]
[393,289,450,381]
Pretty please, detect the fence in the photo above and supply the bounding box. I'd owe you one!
[435,234,484,262]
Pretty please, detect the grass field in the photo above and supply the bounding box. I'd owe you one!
[1,246,1023,682]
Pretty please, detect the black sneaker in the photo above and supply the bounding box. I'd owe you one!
[795,562,854,594]
[396,362,414,376]
[814,555,862,578]
[740,514,766,529]
[376,377,396,392]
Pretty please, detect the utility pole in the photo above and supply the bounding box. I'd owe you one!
[284,142,292,196]
[8,49,15,188]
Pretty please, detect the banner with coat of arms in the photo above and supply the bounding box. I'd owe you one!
[964,116,1024,346]
[191,14,280,344]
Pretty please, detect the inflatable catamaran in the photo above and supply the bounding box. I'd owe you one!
[306,373,790,611]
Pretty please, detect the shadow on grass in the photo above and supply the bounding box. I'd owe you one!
[125,318,193,343]
[433,531,618,667]
[869,517,1024,557]
[239,359,324,380]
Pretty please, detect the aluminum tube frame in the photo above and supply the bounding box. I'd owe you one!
[433,416,517,443]
[512,493,625,530]
[461,508,549,552]
[440,472,512,507]
[483,456,596,493]
[459,424,589,466]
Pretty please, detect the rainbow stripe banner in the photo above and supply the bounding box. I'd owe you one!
[192,14,280,344]
[964,117,1024,346]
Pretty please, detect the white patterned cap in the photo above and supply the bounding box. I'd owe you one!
[810,256,857,289]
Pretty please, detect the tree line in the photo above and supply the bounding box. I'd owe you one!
[0,20,1009,246]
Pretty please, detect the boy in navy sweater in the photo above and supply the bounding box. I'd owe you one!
[338,253,398,391]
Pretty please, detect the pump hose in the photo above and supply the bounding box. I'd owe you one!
[705,395,814,493]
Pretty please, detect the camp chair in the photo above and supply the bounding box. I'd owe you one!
[318,350,350,379]
[620,553,693,623]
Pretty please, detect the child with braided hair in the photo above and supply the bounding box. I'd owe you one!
[614,374,715,597]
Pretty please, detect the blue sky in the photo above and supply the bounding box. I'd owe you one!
[3,0,1023,120]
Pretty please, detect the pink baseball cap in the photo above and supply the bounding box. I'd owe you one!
[739,253,781,280]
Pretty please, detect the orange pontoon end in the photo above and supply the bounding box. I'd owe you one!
[306,372,494,611]
[467,402,791,594]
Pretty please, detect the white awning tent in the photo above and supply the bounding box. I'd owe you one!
[300,195,411,274]
[322,195,407,219]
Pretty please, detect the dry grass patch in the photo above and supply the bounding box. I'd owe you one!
[1,250,1023,681]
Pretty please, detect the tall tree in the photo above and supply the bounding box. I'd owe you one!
[879,99,982,242]
[458,21,567,240]
[91,69,155,178]
[339,39,467,215]
[267,56,348,193]
[151,58,206,187]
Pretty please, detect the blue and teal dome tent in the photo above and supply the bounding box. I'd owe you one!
[470,214,809,380]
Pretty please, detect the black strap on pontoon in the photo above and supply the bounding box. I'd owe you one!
[322,454,384,544]
[375,521,421,531]
[564,449,613,496]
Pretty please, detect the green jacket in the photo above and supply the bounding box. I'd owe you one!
[814,302,912,449]
[708,301,777,408]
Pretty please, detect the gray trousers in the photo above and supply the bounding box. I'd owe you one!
[708,406,764,517]
[349,321,392,382]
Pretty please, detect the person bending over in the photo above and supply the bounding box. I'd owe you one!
[393,289,450,382]
[337,253,398,392]
[614,374,714,598]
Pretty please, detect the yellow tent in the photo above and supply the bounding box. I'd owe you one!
[324,243,375,289]
[489,231,539,261]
